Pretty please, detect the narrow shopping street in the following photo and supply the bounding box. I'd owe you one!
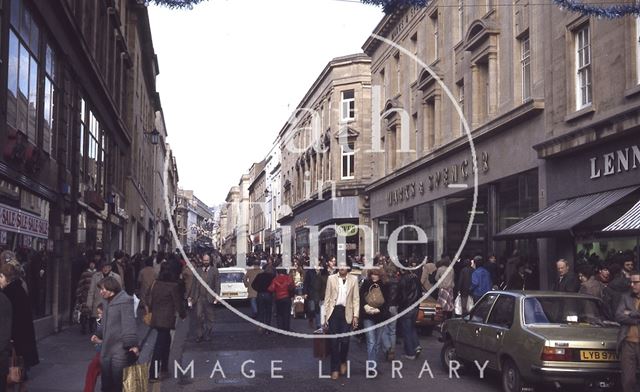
[29,302,500,392]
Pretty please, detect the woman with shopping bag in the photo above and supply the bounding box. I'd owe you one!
[93,276,138,392]
[359,268,388,365]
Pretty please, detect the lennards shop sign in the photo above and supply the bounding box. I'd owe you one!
[589,144,640,179]
[0,203,49,239]
[387,152,490,206]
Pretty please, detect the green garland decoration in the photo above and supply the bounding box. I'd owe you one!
[147,0,209,10]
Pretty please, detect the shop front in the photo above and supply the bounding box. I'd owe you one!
[282,196,361,261]
[368,121,542,285]
[497,132,640,287]
[0,183,56,330]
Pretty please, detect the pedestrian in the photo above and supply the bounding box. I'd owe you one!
[0,262,39,392]
[360,268,387,366]
[0,288,12,392]
[470,256,492,302]
[76,260,97,334]
[323,262,359,380]
[505,261,534,290]
[303,261,327,330]
[243,260,261,319]
[578,264,604,299]
[146,263,186,382]
[398,264,422,360]
[268,268,295,332]
[189,253,220,342]
[419,258,437,296]
[136,257,156,308]
[435,257,455,319]
[380,264,399,361]
[93,276,138,392]
[552,259,580,292]
[252,265,275,333]
[84,303,103,392]
[87,262,122,334]
[456,259,474,314]
[615,271,640,392]
[111,250,135,296]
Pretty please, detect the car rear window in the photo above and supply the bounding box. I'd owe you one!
[524,297,614,325]
[220,273,244,283]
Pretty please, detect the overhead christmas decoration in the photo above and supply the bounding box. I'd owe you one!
[146,0,208,9]
[553,0,640,18]
[360,0,427,13]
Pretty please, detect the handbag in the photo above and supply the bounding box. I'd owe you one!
[365,283,385,308]
[7,344,24,385]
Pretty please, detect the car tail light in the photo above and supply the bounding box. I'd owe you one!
[435,304,443,322]
[541,346,574,361]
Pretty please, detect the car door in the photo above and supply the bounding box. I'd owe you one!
[479,294,516,370]
[455,293,498,361]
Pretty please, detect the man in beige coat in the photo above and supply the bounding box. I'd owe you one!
[323,264,359,380]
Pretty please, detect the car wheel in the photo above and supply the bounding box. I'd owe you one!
[440,340,458,371]
[501,359,526,392]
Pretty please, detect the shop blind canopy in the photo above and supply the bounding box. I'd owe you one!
[494,186,639,239]
[603,199,640,233]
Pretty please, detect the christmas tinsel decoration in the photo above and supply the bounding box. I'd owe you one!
[146,0,208,10]
[360,0,427,14]
[553,0,640,18]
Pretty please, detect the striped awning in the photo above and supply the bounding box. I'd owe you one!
[603,199,640,233]
[494,186,639,239]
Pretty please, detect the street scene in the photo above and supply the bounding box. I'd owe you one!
[1,0,640,392]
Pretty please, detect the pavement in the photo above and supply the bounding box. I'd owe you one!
[27,303,502,392]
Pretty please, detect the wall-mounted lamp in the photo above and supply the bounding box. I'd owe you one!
[144,129,160,145]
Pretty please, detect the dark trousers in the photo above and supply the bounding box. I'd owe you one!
[257,292,273,327]
[399,308,419,356]
[150,327,172,378]
[83,352,101,392]
[328,305,351,372]
[621,340,640,392]
[275,298,292,331]
[101,355,128,392]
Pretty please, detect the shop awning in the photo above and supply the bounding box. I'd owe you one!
[494,186,639,239]
[603,199,640,233]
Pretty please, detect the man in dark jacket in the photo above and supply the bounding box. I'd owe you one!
[111,250,136,296]
[551,259,580,292]
[398,268,422,359]
[0,291,12,392]
[252,266,275,333]
[615,271,640,392]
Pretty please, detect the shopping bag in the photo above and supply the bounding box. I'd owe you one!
[313,330,330,359]
[123,362,150,392]
[454,294,474,316]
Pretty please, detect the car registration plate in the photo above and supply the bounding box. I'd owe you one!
[580,350,618,361]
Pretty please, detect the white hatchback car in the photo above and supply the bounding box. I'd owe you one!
[218,267,248,301]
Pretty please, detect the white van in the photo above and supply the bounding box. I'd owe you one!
[218,267,248,301]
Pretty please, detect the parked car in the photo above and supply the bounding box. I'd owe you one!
[218,267,248,301]
[416,296,443,335]
[440,291,620,392]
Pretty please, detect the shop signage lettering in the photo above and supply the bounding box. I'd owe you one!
[387,152,489,206]
[391,6,421,41]
[589,144,640,179]
[294,217,309,230]
[337,223,358,237]
[0,203,49,239]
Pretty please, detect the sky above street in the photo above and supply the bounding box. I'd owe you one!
[148,0,384,207]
